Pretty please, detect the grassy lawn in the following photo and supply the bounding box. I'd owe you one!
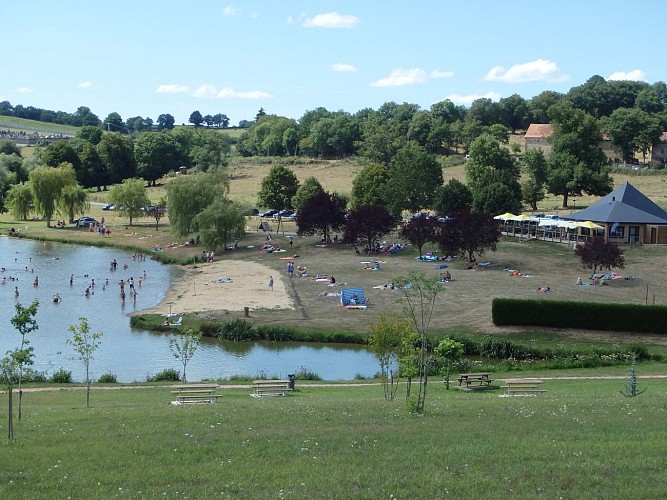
[0,116,78,136]
[2,380,666,498]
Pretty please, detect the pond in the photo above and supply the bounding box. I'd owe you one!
[0,237,377,382]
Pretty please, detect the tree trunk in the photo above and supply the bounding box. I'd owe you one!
[562,193,569,208]
[8,386,13,439]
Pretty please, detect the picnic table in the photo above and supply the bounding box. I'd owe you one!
[171,384,222,405]
[500,379,546,396]
[457,372,494,388]
[252,379,294,397]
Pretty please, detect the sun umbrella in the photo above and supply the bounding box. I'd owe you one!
[508,214,532,221]
[493,212,517,220]
[577,220,604,230]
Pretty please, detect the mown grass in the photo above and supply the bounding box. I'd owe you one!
[2,380,667,498]
[0,116,78,136]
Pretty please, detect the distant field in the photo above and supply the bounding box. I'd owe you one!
[0,116,78,136]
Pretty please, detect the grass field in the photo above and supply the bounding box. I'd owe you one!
[2,379,666,498]
[0,116,78,136]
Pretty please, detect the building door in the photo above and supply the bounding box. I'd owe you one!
[629,226,640,244]
[651,227,657,244]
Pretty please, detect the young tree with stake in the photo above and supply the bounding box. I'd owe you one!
[169,329,202,383]
[67,317,103,408]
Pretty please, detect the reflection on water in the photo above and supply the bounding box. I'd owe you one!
[0,237,376,382]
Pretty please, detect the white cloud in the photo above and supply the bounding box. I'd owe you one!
[223,5,238,16]
[370,68,452,88]
[192,84,219,99]
[445,92,501,106]
[157,83,271,100]
[303,12,358,28]
[331,63,357,73]
[156,84,191,94]
[608,69,646,81]
[217,87,272,99]
[484,58,568,83]
[77,81,92,88]
[17,87,34,93]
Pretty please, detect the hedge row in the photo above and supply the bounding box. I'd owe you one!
[492,298,667,334]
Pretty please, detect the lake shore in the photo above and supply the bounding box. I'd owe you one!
[139,259,294,315]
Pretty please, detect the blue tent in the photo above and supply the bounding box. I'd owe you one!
[340,288,364,306]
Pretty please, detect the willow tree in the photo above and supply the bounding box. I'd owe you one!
[5,182,34,220]
[29,163,77,227]
[59,184,90,224]
[196,199,246,252]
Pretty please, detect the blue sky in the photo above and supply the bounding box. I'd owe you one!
[3,1,665,126]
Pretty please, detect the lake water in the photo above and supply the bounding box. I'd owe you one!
[0,237,377,382]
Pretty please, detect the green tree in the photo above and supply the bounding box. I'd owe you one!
[5,182,33,220]
[499,94,531,134]
[0,355,18,438]
[97,133,136,184]
[0,139,21,156]
[292,176,324,211]
[9,299,39,421]
[157,113,175,131]
[384,144,443,214]
[465,135,522,215]
[39,141,81,170]
[67,317,103,408]
[166,171,229,237]
[188,130,231,172]
[350,163,389,209]
[434,338,464,390]
[196,199,246,252]
[109,178,150,226]
[134,132,181,185]
[603,107,662,163]
[257,165,299,210]
[521,148,548,210]
[58,184,89,224]
[103,112,126,133]
[29,163,77,226]
[189,110,204,128]
[432,179,472,216]
[169,329,202,383]
[76,126,103,145]
[393,272,440,414]
[368,314,413,402]
[546,101,613,207]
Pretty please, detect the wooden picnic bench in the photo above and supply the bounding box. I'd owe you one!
[252,379,293,398]
[171,384,222,405]
[457,372,494,389]
[500,379,546,396]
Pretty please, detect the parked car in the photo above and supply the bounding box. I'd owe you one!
[260,210,278,218]
[75,216,97,227]
[277,209,294,218]
[102,204,114,211]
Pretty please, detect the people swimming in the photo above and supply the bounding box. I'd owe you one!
[52,293,62,303]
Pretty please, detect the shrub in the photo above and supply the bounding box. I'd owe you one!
[49,368,73,384]
[98,372,117,383]
[217,319,258,341]
[23,368,48,383]
[295,366,321,381]
[147,368,181,382]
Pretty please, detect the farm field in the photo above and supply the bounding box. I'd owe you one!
[2,379,667,498]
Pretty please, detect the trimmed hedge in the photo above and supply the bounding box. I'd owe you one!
[492,298,667,334]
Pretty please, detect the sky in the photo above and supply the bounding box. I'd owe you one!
[3,1,666,126]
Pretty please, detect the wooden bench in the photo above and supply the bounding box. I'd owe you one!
[500,379,546,396]
[171,384,222,405]
[457,372,494,389]
[252,379,293,398]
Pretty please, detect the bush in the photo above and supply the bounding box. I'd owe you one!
[49,368,73,384]
[295,366,321,381]
[147,368,181,382]
[217,319,258,341]
[98,372,117,383]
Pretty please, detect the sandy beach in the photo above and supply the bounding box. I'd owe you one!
[141,260,293,315]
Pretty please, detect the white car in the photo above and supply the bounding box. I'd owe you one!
[75,217,97,227]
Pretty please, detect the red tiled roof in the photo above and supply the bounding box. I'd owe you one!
[524,124,553,139]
